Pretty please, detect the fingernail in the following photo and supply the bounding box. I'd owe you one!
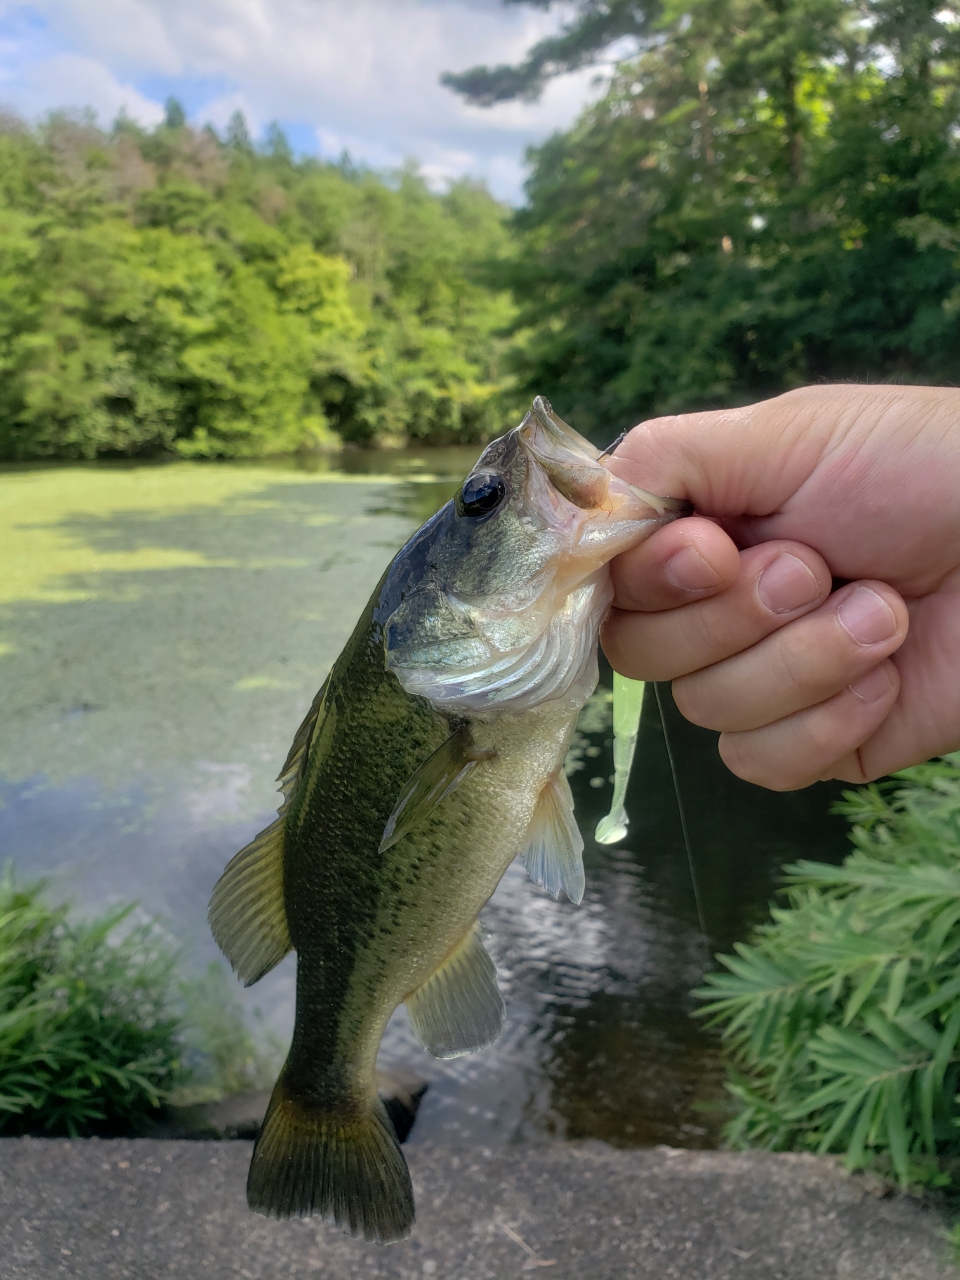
[665,545,720,592]
[756,554,820,614]
[849,664,895,703]
[837,587,897,645]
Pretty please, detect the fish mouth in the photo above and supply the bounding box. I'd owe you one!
[520,396,689,519]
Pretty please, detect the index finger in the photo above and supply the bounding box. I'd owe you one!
[602,540,832,682]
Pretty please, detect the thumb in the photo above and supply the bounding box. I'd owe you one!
[606,385,872,518]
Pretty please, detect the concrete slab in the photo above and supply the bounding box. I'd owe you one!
[0,1138,955,1279]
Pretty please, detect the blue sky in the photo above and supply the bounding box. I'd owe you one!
[0,0,609,202]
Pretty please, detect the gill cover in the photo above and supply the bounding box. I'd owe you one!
[380,398,686,715]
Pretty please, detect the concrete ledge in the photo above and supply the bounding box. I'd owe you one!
[0,1138,955,1279]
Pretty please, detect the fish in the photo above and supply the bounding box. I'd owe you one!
[208,397,688,1243]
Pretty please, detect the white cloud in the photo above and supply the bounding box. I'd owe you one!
[0,50,165,126]
[0,0,610,200]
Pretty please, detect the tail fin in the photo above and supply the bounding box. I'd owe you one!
[247,1073,415,1244]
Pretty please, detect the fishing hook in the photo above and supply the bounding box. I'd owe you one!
[598,431,626,458]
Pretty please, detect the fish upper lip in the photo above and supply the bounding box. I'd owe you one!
[526,396,602,462]
[521,397,689,516]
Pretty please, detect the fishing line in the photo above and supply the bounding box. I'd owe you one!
[654,681,708,943]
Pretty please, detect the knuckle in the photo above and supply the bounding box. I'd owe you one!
[718,732,799,790]
[773,624,843,698]
[671,674,716,728]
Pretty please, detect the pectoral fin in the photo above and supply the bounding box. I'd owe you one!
[379,726,490,854]
[405,924,505,1059]
[208,817,291,986]
[519,771,585,904]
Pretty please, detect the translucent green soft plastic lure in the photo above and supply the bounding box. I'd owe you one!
[594,672,645,845]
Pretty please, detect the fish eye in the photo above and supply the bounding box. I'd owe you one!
[456,472,506,518]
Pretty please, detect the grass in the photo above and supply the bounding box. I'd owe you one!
[0,872,277,1136]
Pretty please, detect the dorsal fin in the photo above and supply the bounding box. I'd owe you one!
[208,818,291,986]
[209,679,331,986]
[278,677,329,804]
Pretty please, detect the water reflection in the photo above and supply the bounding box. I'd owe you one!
[389,673,852,1149]
[0,454,853,1149]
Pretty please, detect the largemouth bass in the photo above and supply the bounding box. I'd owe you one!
[208,398,687,1242]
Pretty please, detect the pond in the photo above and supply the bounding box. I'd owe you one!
[0,450,852,1149]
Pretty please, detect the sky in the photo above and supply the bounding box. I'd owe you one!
[0,0,610,202]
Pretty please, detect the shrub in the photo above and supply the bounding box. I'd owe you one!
[697,756,960,1187]
[0,875,275,1135]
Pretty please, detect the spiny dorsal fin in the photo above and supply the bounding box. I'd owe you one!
[405,923,504,1059]
[208,818,291,986]
[209,680,334,986]
[278,677,329,804]
[379,725,491,854]
[520,770,585,904]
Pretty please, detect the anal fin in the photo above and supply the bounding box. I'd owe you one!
[208,817,291,986]
[405,924,504,1059]
[520,771,585,904]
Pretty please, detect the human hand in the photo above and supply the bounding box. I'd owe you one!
[601,384,960,789]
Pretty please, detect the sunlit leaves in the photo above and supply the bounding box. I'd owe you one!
[0,875,184,1136]
[0,114,517,459]
[509,0,960,439]
[697,755,960,1186]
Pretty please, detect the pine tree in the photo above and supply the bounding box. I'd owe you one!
[472,0,960,436]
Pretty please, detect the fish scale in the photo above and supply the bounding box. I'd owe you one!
[208,397,689,1242]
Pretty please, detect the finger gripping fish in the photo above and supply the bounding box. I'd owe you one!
[208,398,687,1243]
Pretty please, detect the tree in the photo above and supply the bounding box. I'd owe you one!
[0,114,518,459]
[226,110,253,152]
[164,97,186,130]
[479,0,960,438]
[443,0,653,104]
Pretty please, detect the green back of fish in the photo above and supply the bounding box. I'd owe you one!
[281,593,452,1085]
[210,577,589,1241]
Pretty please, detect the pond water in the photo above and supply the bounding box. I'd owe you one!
[0,450,852,1148]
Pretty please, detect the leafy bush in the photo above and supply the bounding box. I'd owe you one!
[697,756,960,1187]
[0,875,274,1135]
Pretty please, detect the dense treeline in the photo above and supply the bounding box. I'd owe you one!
[455,0,960,439]
[6,0,960,459]
[0,107,515,459]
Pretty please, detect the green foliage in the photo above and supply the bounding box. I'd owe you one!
[697,756,960,1187]
[0,875,274,1135]
[504,0,960,439]
[175,962,281,1104]
[0,112,516,459]
[0,875,184,1135]
[443,0,654,105]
